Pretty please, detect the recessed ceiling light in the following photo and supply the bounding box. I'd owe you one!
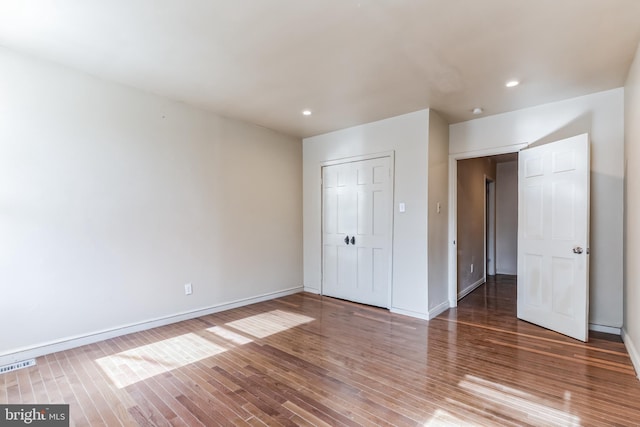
[302,109,312,116]
[472,107,483,115]
[506,80,520,88]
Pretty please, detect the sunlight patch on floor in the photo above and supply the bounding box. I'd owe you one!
[207,325,253,345]
[423,409,476,426]
[96,332,227,388]
[96,310,314,388]
[225,310,315,338]
[458,374,581,426]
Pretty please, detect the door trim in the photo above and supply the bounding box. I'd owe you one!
[321,151,395,167]
[485,176,496,277]
[447,144,528,307]
[320,151,395,308]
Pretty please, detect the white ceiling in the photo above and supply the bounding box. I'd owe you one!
[1,0,639,138]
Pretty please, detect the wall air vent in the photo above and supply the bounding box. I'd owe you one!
[0,359,36,375]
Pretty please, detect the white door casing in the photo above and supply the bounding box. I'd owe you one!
[517,134,590,342]
[322,156,392,308]
[486,178,496,277]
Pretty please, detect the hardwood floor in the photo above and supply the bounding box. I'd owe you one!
[2,275,640,426]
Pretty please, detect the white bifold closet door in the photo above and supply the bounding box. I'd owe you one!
[322,156,392,308]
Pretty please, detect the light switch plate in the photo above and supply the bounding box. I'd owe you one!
[399,202,406,213]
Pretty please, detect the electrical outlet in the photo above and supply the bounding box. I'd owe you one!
[184,283,192,295]
[470,264,474,273]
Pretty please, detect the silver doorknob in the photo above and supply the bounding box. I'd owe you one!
[573,246,583,254]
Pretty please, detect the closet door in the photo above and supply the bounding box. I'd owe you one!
[322,156,392,308]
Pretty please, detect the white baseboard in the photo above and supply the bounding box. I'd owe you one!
[390,307,429,320]
[589,323,621,335]
[428,300,450,319]
[0,286,303,367]
[622,328,640,379]
[457,278,485,300]
[303,286,320,294]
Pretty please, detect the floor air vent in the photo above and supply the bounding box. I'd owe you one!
[0,359,36,375]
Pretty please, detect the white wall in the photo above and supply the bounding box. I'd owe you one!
[427,110,449,315]
[0,47,303,363]
[624,42,640,375]
[303,110,431,318]
[451,88,624,329]
[496,161,518,275]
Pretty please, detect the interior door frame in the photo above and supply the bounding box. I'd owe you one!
[320,151,396,308]
[485,176,496,277]
[448,144,528,307]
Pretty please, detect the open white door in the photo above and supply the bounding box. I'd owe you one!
[517,134,590,342]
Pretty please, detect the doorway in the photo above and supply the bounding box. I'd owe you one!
[449,136,590,342]
[455,154,517,299]
[448,146,525,307]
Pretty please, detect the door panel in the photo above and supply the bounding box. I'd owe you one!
[517,134,590,342]
[336,245,356,290]
[322,157,392,307]
[323,244,337,289]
